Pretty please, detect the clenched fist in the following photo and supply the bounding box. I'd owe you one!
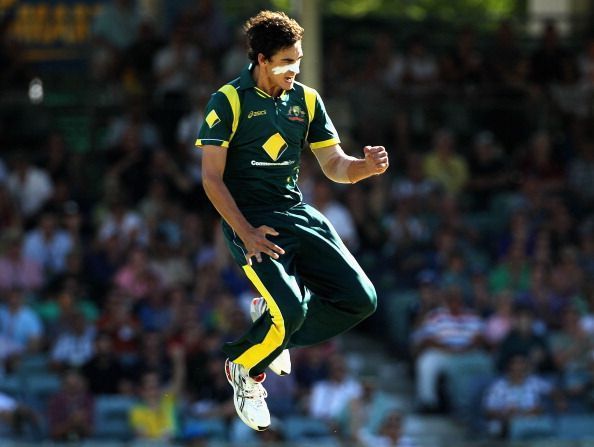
[363,146,389,176]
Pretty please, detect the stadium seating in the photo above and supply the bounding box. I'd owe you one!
[0,374,24,399]
[556,414,594,440]
[284,415,337,443]
[508,415,556,440]
[24,372,61,410]
[383,290,419,354]
[444,353,494,417]
[180,416,226,442]
[93,395,137,441]
[14,354,50,377]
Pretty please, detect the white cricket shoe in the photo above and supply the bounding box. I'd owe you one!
[225,358,270,431]
[250,297,292,376]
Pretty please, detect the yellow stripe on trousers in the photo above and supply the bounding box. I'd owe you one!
[234,265,286,372]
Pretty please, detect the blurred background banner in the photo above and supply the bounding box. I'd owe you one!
[0,0,104,66]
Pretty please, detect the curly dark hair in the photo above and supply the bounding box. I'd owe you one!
[244,10,304,64]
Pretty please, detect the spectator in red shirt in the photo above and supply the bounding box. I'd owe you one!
[47,369,95,442]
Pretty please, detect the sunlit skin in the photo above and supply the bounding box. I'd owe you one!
[252,41,303,97]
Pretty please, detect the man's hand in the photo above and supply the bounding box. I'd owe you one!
[241,225,285,265]
[363,146,389,176]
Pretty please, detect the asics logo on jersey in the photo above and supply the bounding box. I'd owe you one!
[248,110,267,119]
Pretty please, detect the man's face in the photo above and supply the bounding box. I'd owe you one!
[141,373,161,401]
[508,355,529,382]
[40,214,57,235]
[516,311,533,333]
[7,290,23,309]
[261,41,303,91]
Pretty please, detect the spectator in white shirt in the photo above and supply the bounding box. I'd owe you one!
[98,198,148,247]
[483,354,563,437]
[309,354,362,426]
[357,410,417,447]
[0,391,40,437]
[403,36,439,86]
[50,312,96,371]
[0,288,43,355]
[23,211,73,275]
[7,154,53,219]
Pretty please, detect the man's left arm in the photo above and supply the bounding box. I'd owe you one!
[305,90,388,183]
[312,144,389,184]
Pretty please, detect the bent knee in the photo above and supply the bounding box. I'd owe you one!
[351,277,377,317]
[362,283,378,316]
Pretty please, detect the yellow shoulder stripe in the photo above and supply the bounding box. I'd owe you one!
[218,84,241,141]
[302,85,317,125]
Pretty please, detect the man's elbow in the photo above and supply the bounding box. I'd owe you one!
[201,170,226,196]
[201,173,216,194]
[321,159,351,184]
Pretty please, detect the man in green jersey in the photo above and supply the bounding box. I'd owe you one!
[197,10,389,431]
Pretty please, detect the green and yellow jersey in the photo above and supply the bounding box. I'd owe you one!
[196,64,340,212]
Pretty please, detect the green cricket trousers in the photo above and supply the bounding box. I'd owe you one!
[221,202,377,376]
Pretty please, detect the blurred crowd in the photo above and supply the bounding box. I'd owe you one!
[0,0,594,445]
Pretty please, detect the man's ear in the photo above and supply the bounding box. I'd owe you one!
[257,53,267,66]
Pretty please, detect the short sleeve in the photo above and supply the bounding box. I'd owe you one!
[26,310,43,338]
[196,91,234,148]
[307,92,340,150]
[483,380,505,411]
[129,405,145,431]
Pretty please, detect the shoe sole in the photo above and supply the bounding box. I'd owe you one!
[225,359,269,431]
[250,298,290,376]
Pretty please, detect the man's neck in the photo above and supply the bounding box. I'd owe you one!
[252,65,282,97]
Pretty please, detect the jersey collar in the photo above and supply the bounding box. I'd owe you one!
[239,63,293,99]
[239,63,256,90]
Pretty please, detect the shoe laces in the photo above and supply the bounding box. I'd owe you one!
[241,374,268,402]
